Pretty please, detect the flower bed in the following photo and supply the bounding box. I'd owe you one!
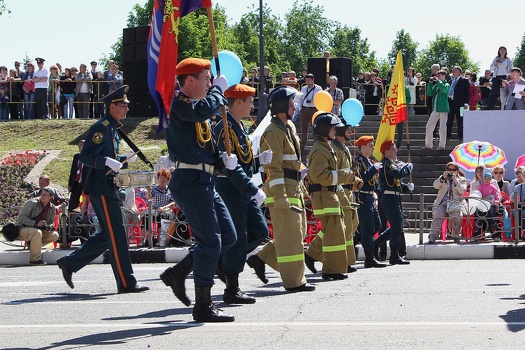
[0,150,46,224]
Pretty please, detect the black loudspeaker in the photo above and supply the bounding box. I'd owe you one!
[123,45,136,61]
[135,25,150,44]
[329,57,352,88]
[126,78,150,96]
[307,57,330,88]
[133,95,156,118]
[123,60,147,79]
[123,27,136,45]
[136,43,148,61]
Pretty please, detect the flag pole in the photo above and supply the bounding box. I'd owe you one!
[206,7,231,156]
[404,120,413,199]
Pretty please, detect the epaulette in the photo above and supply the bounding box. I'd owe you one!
[102,120,110,126]
[180,95,191,104]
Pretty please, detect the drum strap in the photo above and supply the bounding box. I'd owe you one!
[117,129,154,170]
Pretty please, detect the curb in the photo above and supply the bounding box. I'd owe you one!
[1,244,523,266]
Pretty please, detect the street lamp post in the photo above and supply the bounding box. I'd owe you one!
[257,0,267,124]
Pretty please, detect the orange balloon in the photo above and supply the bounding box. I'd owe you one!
[313,91,333,112]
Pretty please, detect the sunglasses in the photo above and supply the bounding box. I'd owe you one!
[493,171,503,174]
[446,168,457,171]
[517,172,523,175]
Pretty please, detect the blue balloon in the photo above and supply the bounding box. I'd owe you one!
[211,50,243,87]
[342,98,364,126]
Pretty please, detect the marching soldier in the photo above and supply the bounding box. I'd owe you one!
[353,136,387,268]
[213,84,271,304]
[57,85,149,293]
[304,113,356,280]
[246,86,315,292]
[159,58,238,322]
[377,141,414,265]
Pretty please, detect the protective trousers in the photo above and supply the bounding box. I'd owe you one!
[257,205,307,289]
[356,193,381,250]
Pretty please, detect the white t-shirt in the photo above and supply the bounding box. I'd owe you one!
[34,68,49,89]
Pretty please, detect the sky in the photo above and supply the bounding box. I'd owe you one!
[1,0,523,74]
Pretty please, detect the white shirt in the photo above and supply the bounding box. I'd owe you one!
[299,84,323,110]
[34,68,49,89]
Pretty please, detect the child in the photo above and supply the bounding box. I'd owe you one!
[476,171,502,239]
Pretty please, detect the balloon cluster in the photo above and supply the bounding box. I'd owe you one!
[311,92,364,127]
[461,190,491,215]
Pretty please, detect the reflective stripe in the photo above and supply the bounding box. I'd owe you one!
[265,197,302,206]
[282,154,298,161]
[277,253,304,263]
[322,244,347,253]
[346,239,354,246]
[313,207,341,215]
[317,230,324,239]
[101,195,127,289]
[269,178,285,187]
[331,171,338,185]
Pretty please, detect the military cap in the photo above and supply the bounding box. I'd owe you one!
[100,85,130,105]
[380,140,394,153]
[355,135,374,147]
[224,84,256,99]
[35,57,45,63]
[176,58,211,76]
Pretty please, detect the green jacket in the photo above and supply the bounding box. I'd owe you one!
[426,79,450,113]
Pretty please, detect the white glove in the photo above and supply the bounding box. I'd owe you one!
[407,182,415,191]
[254,188,266,207]
[405,162,413,172]
[373,163,383,170]
[105,157,123,172]
[125,152,137,163]
[259,150,273,165]
[222,153,238,170]
[300,167,308,180]
[213,76,228,92]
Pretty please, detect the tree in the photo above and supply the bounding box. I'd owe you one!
[414,34,479,77]
[514,33,525,72]
[0,1,9,16]
[330,25,378,77]
[127,1,154,27]
[281,0,330,72]
[387,29,418,70]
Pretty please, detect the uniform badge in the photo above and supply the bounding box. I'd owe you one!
[93,132,104,144]
[102,120,110,126]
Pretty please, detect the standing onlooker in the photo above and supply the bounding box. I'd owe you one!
[74,64,93,119]
[7,69,22,120]
[487,46,513,110]
[107,64,123,94]
[56,85,149,294]
[60,68,76,119]
[423,70,450,149]
[48,65,61,119]
[426,64,440,116]
[22,62,36,119]
[89,61,98,118]
[405,67,417,116]
[67,140,88,212]
[364,72,382,115]
[501,68,525,110]
[467,72,480,111]
[70,67,79,118]
[33,57,49,119]
[262,66,273,94]
[0,83,8,121]
[297,68,308,86]
[325,75,344,117]
[297,73,322,150]
[479,69,492,108]
[92,71,105,118]
[447,66,470,142]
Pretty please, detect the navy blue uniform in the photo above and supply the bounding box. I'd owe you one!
[378,158,411,249]
[167,87,237,287]
[58,112,137,290]
[213,112,269,276]
[353,152,381,251]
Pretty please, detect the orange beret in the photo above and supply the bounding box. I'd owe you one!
[224,84,256,99]
[355,135,374,147]
[380,140,394,153]
[176,58,211,76]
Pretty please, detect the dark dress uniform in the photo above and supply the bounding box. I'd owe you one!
[57,85,146,293]
[378,155,412,264]
[166,87,237,288]
[214,112,268,278]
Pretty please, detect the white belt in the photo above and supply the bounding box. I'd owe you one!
[176,162,214,174]
[383,190,401,196]
[356,190,375,195]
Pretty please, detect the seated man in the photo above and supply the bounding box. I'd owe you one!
[145,168,175,245]
[31,174,67,206]
[17,187,60,265]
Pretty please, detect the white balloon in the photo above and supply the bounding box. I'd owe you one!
[462,201,477,215]
[470,190,482,198]
[476,199,491,213]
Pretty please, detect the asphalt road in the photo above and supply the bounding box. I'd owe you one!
[2,260,525,349]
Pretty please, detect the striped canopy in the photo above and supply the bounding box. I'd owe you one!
[449,140,507,172]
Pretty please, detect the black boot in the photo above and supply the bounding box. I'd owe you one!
[246,255,268,284]
[389,247,410,265]
[322,273,348,280]
[304,252,318,274]
[193,285,235,322]
[223,274,256,304]
[364,249,387,268]
[374,230,389,261]
[160,253,193,306]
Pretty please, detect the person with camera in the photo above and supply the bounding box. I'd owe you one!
[297,73,322,150]
[423,70,450,150]
[17,187,60,265]
[487,46,513,110]
[428,162,467,244]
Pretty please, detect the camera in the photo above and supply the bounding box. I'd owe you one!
[43,223,51,231]
[447,172,453,177]
[306,99,312,103]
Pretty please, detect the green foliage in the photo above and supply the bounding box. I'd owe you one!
[330,25,378,76]
[514,33,525,71]
[0,0,9,16]
[387,29,418,70]
[127,0,154,27]
[414,34,479,76]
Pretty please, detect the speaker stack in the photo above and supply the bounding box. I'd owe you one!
[122,25,156,118]
[306,57,353,99]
